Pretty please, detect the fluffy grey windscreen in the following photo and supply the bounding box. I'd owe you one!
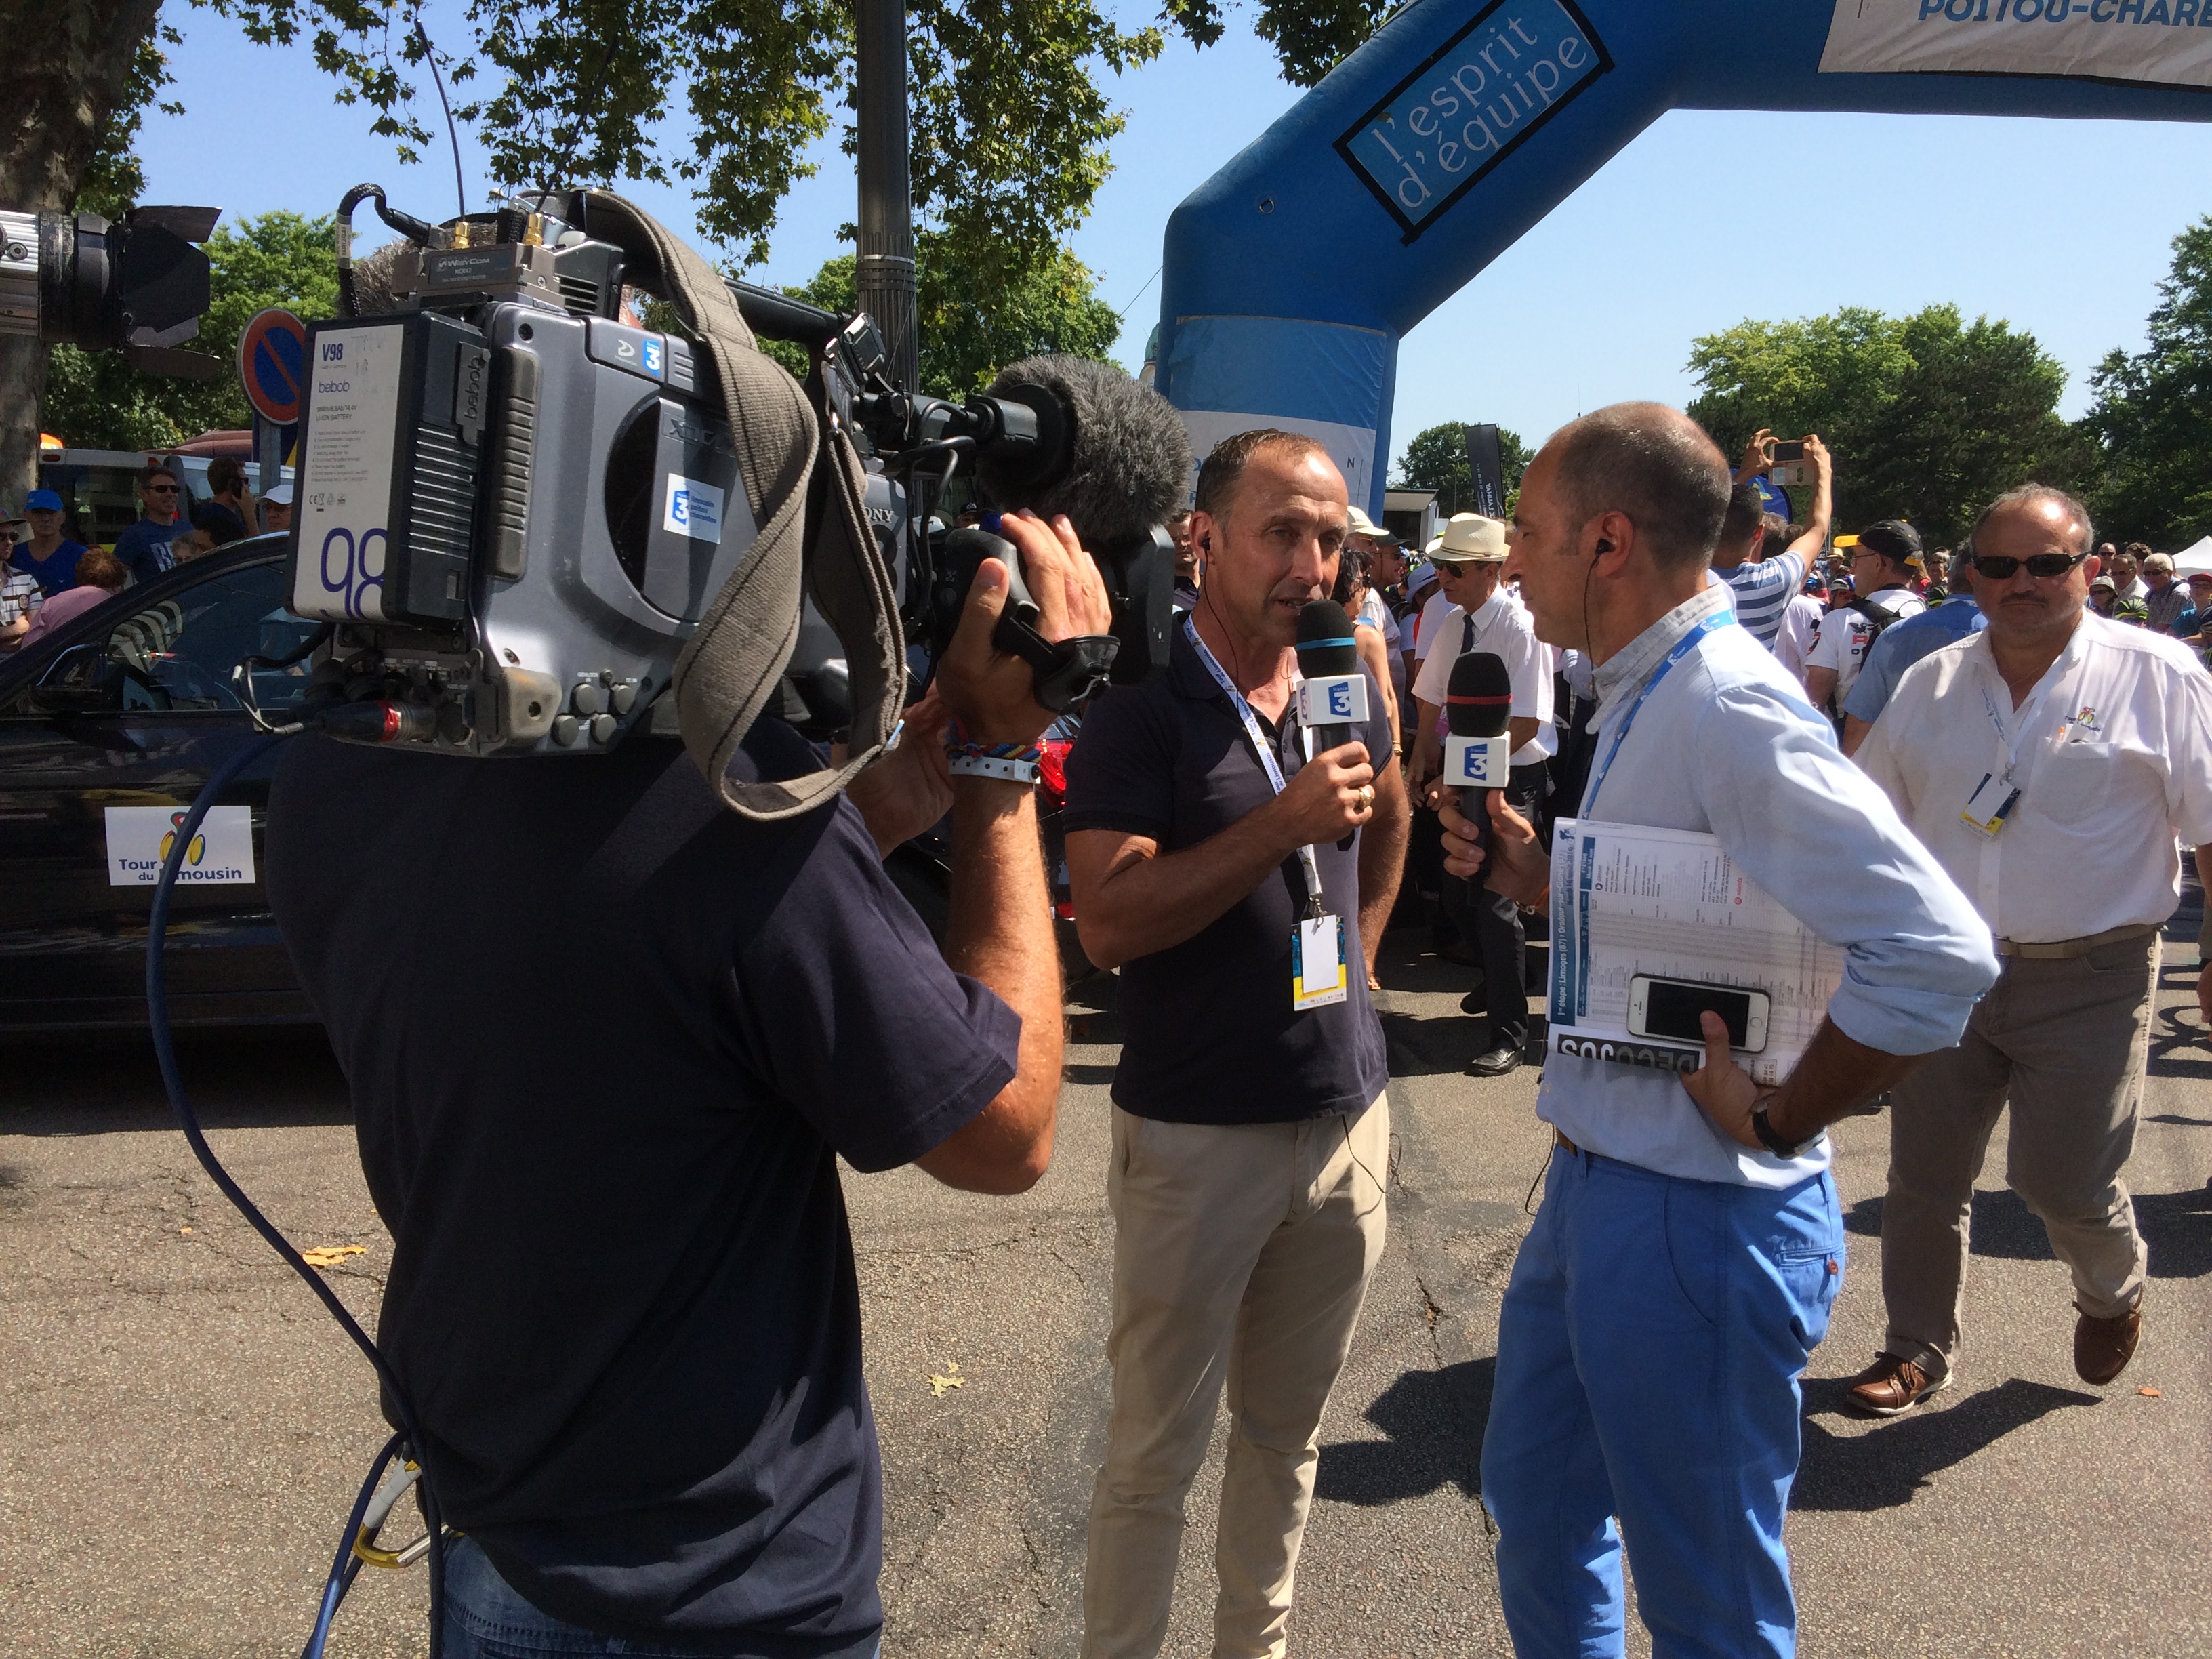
[978,355,1193,549]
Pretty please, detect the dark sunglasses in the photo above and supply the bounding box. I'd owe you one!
[146,483,180,493]
[1971,550,2088,581]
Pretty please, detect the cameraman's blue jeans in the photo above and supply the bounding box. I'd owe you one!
[438,1535,882,1659]
[1481,1143,1843,1659]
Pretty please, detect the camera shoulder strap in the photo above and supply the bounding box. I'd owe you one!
[583,192,904,821]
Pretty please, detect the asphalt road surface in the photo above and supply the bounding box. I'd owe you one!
[3,914,2207,1657]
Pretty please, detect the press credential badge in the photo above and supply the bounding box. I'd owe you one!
[1292,914,1349,1010]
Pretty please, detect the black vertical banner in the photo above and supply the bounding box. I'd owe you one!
[1466,424,1507,520]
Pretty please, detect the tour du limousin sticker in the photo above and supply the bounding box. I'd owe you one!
[104,805,257,886]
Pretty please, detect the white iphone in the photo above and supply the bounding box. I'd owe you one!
[1626,975,1770,1054]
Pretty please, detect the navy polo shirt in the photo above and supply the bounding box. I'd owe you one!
[268,720,1020,1652]
[1064,626,1391,1124]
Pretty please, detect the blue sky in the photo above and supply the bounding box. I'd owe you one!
[142,3,2212,470]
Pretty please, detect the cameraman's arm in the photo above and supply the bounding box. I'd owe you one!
[912,512,1108,1195]
[916,773,1062,1193]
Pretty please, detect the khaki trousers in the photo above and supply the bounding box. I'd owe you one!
[1080,1094,1389,1659]
[1881,933,2157,1378]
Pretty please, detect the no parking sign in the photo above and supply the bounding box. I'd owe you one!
[237,308,308,426]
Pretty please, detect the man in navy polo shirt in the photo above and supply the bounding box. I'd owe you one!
[1064,428,1410,1658]
[11,489,89,594]
[269,510,1105,1658]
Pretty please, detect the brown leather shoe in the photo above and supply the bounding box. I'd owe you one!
[1846,1353,1950,1418]
[2074,1300,2144,1386]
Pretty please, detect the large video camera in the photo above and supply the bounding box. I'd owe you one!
[0,204,222,377]
[282,186,1178,758]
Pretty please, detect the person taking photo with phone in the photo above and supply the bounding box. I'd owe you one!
[1438,403,1996,1659]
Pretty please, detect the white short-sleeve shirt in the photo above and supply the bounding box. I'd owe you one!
[1411,588,1556,764]
[1855,612,2212,943]
[1807,588,1925,708]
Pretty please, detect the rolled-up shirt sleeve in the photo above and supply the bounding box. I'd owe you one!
[1696,684,1998,1055]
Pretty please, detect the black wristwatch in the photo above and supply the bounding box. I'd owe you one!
[1750,1101,1806,1159]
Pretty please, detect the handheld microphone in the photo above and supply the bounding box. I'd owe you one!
[1443,652,1513,836]
[1295,599,1371,850]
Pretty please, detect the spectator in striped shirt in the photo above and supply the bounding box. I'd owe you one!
[0,521,38,651]
[1711,430,1832,651]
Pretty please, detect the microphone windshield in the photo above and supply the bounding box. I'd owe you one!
[976,355,1193,549]
[1294,600,1359,676]
[1446,651,1513,738]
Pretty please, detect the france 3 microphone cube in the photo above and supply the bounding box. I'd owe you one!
[1445,651,1513,787]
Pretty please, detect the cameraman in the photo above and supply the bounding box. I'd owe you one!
[267,512,1107,1659]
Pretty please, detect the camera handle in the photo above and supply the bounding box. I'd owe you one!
[953,527,1118,712]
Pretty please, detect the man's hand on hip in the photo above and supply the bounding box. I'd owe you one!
[1681,1012,1772,1152]
[936,510,1111,745]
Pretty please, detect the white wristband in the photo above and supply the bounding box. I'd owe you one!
[947,754,1040,785]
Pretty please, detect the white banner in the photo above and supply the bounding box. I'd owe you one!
[1821,0,2212,90]
[105,805,257,886]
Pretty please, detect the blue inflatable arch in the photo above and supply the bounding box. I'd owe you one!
[1153,0,2212,512]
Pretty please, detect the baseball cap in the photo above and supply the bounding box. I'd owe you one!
[1856,519,1922,565]
[24,488,63,512]
[265,482,295,506]
[2089,573,2116,592]
[1429,512,1509,565]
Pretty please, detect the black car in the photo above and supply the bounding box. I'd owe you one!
[0,536,321,1030]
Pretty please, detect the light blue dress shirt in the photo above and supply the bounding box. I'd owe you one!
[1841,593,1985,726]
[1537,583,1999,1189]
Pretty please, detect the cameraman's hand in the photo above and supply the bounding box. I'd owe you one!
[1270,742,1374,848]
[848,686,955,857]
[937,511,1111,747]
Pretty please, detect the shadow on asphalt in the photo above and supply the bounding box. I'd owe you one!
[1794,1376,2100,1511]
[0,1028,350,1134]
[1843,1185,2211,1279]
[1316,1356,1497,1504]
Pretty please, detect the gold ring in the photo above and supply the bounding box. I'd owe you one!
[1357,785,1375,811]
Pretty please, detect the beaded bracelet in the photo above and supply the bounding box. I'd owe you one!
[946,740,1044,786]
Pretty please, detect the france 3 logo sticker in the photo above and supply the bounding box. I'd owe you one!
[104,805,257,887]
[663,474,726,544]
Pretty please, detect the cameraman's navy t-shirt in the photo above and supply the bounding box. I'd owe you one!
[1062,626,1391,1124]
[267,721,1019,1654]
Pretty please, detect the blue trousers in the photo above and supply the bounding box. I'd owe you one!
[436,1536,882,1659]
[1481,1145,1843,1659]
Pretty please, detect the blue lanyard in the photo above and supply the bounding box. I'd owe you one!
[1183,615,1326,905]
[1582,613,1734,814]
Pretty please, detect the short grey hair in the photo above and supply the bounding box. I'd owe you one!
[1946,547,1975,586]
[1969,484,2094,556]
[1547,403,1731,572]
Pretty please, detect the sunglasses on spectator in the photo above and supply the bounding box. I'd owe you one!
[146,483,180,493]
[1971,551,2089,580]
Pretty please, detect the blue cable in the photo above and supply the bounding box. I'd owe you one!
[146,732,446,1658]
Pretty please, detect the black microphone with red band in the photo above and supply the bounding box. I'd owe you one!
[1294,599,1371,851]
[1443,651,1513,857]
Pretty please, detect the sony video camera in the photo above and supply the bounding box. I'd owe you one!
[283,186,1176,757]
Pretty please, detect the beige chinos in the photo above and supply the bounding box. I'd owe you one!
[1080,1094,1389,1659]
[1881,933,2157,1378]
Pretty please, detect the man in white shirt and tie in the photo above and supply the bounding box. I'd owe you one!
[1851,484,2212,1411]
[1408,512,1554,1076]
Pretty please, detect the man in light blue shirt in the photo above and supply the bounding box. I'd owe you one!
[1839,548,1984,756]
[1439,403,1996,1659]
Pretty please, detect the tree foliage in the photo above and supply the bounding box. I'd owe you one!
[2082,216,2212,550]
[1687,304,2091,547]
[44,211,339,448]
[764,238,1120,393]
[1391,420,1530,517]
